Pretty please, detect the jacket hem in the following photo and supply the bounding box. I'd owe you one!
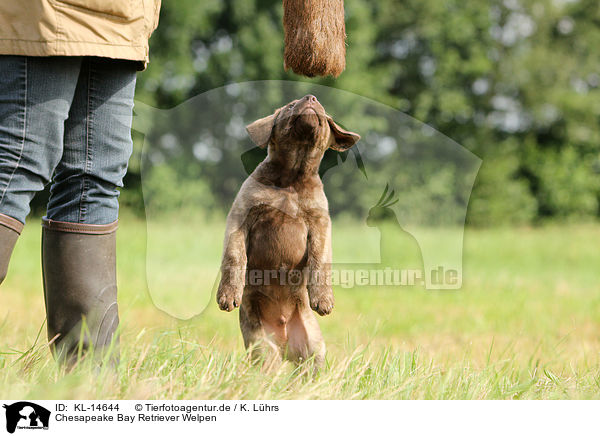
[0,39,148,68]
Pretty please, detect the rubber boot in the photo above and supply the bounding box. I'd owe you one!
[41,218,120,367]
[0,213,23,284]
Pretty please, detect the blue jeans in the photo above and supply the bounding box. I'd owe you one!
[0,56,136,226]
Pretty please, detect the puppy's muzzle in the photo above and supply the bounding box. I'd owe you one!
[293,95,324,132]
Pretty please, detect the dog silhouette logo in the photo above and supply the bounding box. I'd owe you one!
[3,402,50,434]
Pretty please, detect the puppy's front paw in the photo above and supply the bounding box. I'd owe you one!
[217,283,243,312]
[308,286,334,316]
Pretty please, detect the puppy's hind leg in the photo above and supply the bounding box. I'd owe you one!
[239,297,282,370]
[287,307,326,373]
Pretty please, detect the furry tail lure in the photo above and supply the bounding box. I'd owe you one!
[283,0,347,78]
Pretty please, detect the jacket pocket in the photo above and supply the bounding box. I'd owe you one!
[56,0,141,20]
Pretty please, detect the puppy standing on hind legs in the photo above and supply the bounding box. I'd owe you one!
[217,95,360,371]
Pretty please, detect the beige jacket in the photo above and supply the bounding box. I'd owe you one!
[0,0,161,68]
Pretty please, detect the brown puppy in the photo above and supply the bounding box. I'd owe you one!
[217,95,360,368]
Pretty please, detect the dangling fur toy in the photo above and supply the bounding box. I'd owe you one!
[283,0,346,78]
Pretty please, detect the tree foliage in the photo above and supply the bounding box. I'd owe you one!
[121,0,600,225]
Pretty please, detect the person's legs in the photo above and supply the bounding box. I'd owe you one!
[0,56,81,284]
[42,57,137,364]
[46,57,136,225]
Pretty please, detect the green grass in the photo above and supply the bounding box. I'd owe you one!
[1,213,600,399]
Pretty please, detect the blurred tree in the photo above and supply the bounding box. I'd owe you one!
[110,0,600,225]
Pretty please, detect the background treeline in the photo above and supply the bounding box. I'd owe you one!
[32,0,600,225]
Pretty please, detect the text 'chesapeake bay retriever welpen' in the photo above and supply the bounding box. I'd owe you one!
[217,95,360,369]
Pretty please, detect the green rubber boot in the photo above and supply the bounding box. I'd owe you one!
[0,213,23,285]
[42,218,120,367]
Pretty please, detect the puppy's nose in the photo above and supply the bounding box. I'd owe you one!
[304,94,318,103]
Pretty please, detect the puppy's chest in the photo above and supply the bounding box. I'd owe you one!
[245,193,315,270]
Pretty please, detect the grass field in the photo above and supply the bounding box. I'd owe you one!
[1,213,600,399]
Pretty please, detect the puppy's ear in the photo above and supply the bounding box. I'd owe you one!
[246,109,281,149]
[327,116,361,151]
